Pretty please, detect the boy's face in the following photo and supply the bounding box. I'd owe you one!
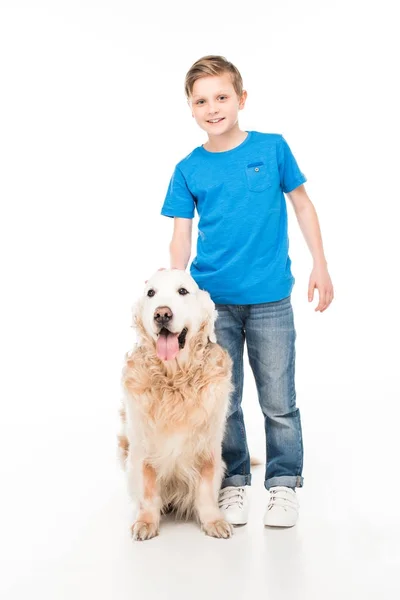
[189,73,247,136]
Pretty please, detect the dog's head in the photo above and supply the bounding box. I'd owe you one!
[133,269,217,361]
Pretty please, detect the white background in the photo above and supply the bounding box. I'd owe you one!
[0,1,399,598]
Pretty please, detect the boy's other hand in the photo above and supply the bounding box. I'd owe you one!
[308,265,334,312]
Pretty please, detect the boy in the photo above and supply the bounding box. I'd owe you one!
[160,55,334,527]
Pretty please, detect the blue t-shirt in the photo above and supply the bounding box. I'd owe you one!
[161,131,307,304]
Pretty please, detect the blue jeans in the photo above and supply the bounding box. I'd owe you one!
[214,296,304,491]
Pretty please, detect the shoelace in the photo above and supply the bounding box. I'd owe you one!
[218,486,245,510]
[268,486,298,511]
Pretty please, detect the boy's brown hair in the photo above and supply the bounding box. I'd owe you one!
[184,55,243,100]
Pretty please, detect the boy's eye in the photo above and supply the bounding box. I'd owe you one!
[195,96,227,105]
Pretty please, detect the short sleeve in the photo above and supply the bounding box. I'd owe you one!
[278,136,307,193]
[161,166,196,219]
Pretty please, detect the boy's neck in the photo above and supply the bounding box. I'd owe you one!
[203,127,248,153]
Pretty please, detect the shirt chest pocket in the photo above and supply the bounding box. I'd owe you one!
[245,161,272,192]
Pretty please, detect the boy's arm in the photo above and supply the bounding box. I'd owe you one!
[169,217,192,270]
[286,184,327,267]
[286,184,334,312]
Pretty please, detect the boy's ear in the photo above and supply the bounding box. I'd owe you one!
[239,89,248,109]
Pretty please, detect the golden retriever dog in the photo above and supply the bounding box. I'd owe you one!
[118,268,234,540]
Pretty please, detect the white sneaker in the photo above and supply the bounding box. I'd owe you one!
[264,486,299,527]
[218,486,249,525]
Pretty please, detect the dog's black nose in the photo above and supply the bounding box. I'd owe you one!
[154,306,173,325]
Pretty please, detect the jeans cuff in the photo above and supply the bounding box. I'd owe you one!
[221,474,252,488]
[265,475,303,490]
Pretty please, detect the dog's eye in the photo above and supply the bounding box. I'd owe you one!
[147,289,155,297]
[178,288,189,296]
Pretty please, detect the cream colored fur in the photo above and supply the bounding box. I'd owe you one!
[118,269,234,540]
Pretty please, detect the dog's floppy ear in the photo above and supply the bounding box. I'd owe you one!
[198,289,217,343]
[131,297,146,343]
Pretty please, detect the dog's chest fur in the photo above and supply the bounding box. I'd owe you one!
[132,377,223,458]
[124,343,232,465]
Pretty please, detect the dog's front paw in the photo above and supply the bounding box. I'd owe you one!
[202,519,233,539]
[131,520,159,541]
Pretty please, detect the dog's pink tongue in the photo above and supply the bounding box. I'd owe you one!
[156,331,180,361]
